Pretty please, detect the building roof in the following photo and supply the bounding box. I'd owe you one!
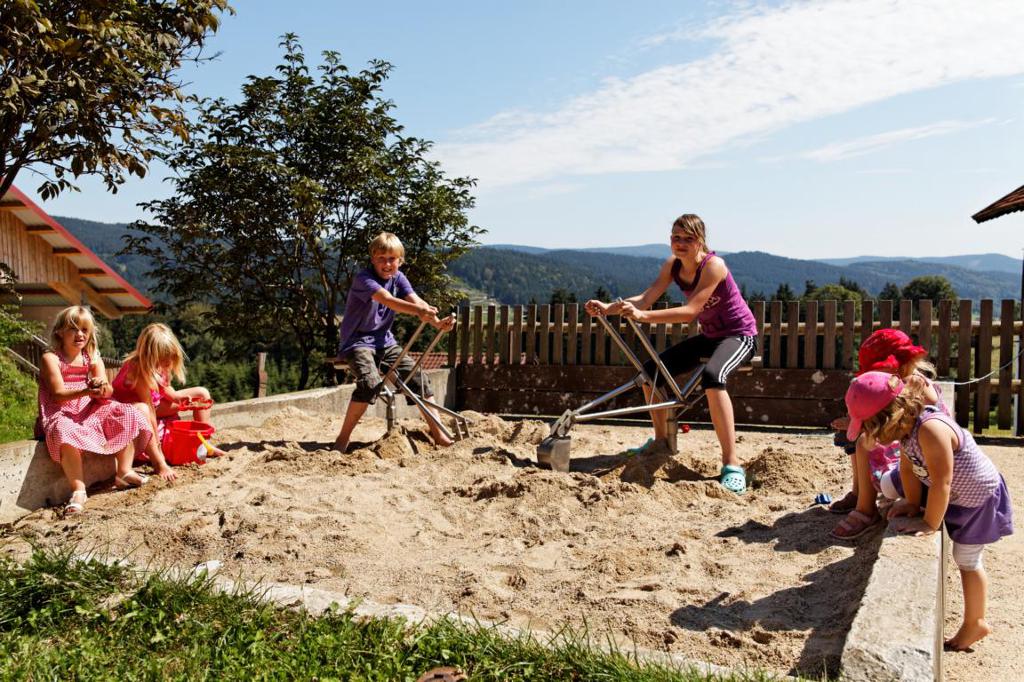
[1,184,151,317]
[972,183,1024,223]
[409,351,449,370]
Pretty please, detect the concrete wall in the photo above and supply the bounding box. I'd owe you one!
[0,369,452,524]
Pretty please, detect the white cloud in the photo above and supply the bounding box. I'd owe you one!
[804,119,995,162]
[434,0,1024,188]
[854,168,913,175]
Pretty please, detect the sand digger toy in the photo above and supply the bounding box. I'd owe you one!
[333,318,471,442]
[537,312,753,472]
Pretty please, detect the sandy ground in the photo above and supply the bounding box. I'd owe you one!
[942,442,1023,682]
[2,409,1019,679]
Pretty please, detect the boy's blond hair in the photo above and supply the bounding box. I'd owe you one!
[369,232,405,259]
[123,323,187,391]
[861,375,931,445]
[48,306,100,358]
[672,214,708,252]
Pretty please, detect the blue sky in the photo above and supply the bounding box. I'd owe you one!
[32,0,1024,259]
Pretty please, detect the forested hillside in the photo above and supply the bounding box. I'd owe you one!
[452,247,1018,304]
[52,217,1020,304]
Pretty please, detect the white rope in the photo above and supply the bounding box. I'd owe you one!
[949,344,1024,386]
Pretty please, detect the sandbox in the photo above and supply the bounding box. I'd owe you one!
[4,405,883,679]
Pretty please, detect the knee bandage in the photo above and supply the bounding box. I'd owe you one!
[952,542,985,571]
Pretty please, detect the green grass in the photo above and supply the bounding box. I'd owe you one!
[0,354,36,443]
[0,548,790,681]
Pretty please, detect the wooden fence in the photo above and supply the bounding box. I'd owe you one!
[449,299,1023,435]
[8,334,124,382]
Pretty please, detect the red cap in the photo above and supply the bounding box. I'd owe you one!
[857,328,926,375]
[845,371,905,441]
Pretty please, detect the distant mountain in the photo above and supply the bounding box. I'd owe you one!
[816,253,1021,274]
[50,216,1019,304]
[452,248,1019,304]
[55,215,158,292]
[488,243,672,260]
[449,247,666,305]
[486,244,551,255]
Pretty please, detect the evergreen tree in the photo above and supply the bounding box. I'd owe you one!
[878,282,902,301]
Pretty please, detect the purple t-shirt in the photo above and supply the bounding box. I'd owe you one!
[338,268,415,354]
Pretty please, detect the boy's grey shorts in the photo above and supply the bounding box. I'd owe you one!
[345,345,432,404]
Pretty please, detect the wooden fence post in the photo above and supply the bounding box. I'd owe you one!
[974,300,993,433]
[256,352,268,398]
[956,300,973,428]
[997,299,1014,430]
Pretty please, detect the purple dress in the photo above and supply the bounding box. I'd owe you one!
[902,407,1013,545]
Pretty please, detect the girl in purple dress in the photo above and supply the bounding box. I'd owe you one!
[584,214,758,493]
[845,371,1013,652]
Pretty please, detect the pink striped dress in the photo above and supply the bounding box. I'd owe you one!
[37,351,153,463]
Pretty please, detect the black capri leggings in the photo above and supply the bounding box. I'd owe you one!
[642,334,757,390]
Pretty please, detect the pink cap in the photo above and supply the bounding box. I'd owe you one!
[845,371,905,441]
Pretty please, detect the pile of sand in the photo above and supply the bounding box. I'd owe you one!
[6,410,873,678]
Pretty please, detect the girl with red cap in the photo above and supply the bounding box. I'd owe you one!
[844,371,1012,652]
[830,328,946,535]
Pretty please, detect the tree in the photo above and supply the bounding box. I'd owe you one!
[125,37,482,389]
[549,288,577,305]
[878,282,902,301]
[803,280,817,297]
[774,283,795,303]
[0,1,230,199]
[902,276,957,306]
[806,283,862,303]
[0,264,37,349]
[592,286,611,303]
[838,276,865,295]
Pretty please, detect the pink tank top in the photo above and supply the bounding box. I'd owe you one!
[111,360,164,407]
[671,252,757,338]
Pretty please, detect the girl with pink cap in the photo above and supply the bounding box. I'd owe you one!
[843,370,1012,652]
[829,329,946,530]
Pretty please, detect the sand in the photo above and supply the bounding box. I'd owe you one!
[3,408,1020,679]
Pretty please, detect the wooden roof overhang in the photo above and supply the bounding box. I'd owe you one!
[0,184,151,318]
[972,183,1024,223]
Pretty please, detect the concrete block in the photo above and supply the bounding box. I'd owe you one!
[0,440,117,523]
[840,530,942,681]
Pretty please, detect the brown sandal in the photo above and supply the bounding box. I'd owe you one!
[831,510,882,540]
[828,490,858,514]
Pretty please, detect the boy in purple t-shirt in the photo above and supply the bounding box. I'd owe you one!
[333,232,455,452]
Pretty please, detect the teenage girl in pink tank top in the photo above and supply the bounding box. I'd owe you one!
[584,214,758,493]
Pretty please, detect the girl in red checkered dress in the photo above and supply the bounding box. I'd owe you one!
[38,307,174,515]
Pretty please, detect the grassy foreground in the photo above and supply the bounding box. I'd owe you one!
[0,549,787,681]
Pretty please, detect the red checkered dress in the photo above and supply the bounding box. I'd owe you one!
[37,351,153,463]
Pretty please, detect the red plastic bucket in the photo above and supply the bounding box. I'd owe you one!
[165,420,215,465]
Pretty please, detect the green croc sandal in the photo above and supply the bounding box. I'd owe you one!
[624,437,655,457]
[719,465,746,494]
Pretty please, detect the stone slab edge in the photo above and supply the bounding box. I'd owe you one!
[839,526,943,681]
[0,370,451,524]
[74,552,791,681]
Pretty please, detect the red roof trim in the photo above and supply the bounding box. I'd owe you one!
[972,183,1024,223]
[7,184,151,309]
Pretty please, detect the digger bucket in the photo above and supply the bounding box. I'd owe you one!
[536,435,572,473]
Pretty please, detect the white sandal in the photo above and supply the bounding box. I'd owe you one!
[114,472,150,490]
[64,490,87,515]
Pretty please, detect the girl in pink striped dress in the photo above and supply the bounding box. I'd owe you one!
[37,307,174,515]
